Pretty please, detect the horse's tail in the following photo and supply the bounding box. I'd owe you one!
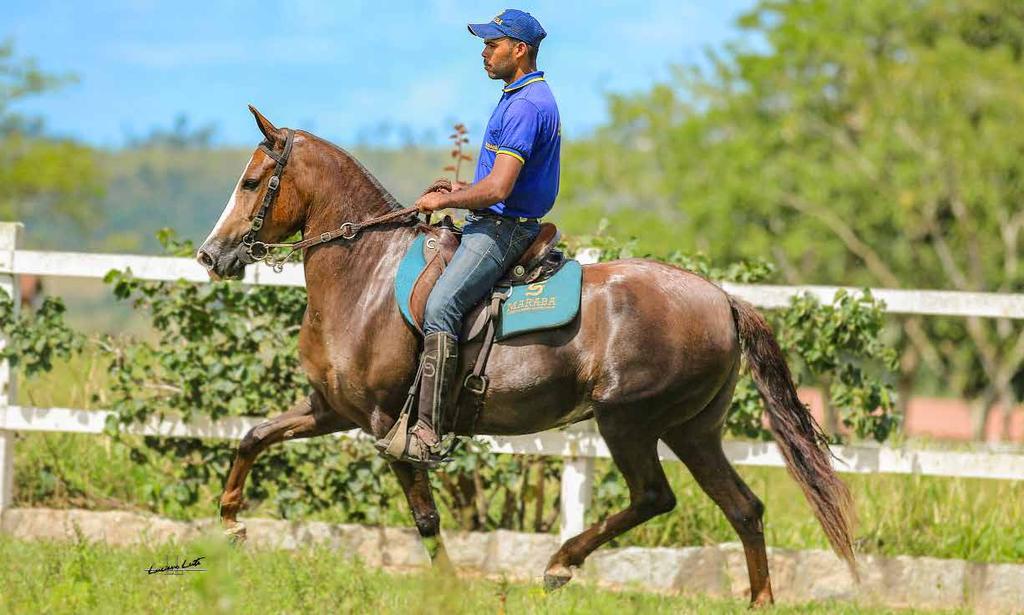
[728,295,858,578]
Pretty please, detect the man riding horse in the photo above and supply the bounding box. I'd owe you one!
[196,8,856,603]
[406,9,560,465]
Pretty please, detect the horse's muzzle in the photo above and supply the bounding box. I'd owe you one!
[197,240,246,280]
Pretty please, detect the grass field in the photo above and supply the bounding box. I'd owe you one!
[0,535,963,614]
[13,352,1024,565]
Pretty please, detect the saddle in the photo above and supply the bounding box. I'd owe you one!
[393,218,584,433]
[407,220,563,331]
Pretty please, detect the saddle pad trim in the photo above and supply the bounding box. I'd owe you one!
[395,234,427,331]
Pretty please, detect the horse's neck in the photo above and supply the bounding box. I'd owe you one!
[298,153,418,318]
[302,223,417,307]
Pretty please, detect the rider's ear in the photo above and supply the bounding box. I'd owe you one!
[249,104,281,141]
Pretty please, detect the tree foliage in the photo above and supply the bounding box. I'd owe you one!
[560,0,1024,438]
[0,294,82,376]
[0,40,104,229]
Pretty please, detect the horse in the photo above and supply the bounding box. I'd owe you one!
[196,106,856,607]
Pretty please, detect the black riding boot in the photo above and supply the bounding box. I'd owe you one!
[406,331,459,465]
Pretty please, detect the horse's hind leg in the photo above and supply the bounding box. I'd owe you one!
[662,426,774,607]
[219,391,355,539]
[544,417,676,590]
[390,461,454,573]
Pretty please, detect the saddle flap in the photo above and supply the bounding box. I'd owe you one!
[408,229,459,330]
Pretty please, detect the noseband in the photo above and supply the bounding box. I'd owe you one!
[240,129,419,272]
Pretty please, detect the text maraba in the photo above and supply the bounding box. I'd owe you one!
[506,296,557,314]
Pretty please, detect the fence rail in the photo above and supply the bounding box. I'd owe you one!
[2,221,1023,543]
[10,248,1024,318]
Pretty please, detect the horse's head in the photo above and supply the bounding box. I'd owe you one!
[197,106,307,279]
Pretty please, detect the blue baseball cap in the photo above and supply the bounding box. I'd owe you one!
[468,9,546,47]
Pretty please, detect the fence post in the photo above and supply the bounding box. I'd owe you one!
[559,433,595,544]
[0,222,21,511]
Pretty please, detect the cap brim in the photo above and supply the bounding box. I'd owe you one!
[467,22,507,40]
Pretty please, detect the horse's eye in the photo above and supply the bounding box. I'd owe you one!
[241,179,260,191]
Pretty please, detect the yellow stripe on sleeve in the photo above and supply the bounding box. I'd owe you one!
[496,149,525,164]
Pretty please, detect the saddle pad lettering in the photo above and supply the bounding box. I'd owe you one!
[496,259,582,340]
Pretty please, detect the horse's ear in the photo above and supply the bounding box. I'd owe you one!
[248,104,280,140]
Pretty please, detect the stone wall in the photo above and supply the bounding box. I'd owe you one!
[3,508,1021,612]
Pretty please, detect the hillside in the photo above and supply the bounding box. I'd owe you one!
[18,145,466,253]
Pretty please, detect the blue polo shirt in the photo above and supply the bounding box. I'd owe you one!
[474,70,561,219]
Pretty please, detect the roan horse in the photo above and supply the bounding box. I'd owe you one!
[197,107,856,606]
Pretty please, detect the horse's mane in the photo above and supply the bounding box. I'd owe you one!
[299,130,404,213]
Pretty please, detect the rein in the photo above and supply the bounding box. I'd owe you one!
[241,129,420,272]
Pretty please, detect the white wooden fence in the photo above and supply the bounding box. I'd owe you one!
[2,221,1023,543]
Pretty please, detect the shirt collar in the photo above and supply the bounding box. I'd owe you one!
[502,70,545,93]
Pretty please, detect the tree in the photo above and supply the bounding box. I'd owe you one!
[561,0,1024,440]
[0,40,104,229]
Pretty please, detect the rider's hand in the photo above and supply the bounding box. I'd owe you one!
[415,191,448,213]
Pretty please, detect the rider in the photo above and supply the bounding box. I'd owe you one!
[404,9,562,464]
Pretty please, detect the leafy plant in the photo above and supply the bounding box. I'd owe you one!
[0,293,83,376]
[573,226,898,442]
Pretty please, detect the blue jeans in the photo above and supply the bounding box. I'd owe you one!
[423,211,540,339]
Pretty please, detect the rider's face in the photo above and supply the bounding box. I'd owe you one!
[482,37,521,81]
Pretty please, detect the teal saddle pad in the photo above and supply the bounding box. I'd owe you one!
[394,234,583,341]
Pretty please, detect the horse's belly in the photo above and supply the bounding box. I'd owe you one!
[469,340,586,435]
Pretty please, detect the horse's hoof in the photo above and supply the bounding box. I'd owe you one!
[543,565,573,592]
[223,521,247,545]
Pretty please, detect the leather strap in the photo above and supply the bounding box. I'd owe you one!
[453,287,510,435]
[286,205,420,252]
[243,129,294,249]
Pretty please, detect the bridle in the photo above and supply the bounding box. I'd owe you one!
[240,128,420,271]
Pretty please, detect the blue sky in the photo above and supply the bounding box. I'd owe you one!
[6,1,757,148]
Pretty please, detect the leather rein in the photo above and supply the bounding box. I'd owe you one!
[241,129,420,271]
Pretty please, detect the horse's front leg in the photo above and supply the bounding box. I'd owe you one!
[390,461,454,572]
[220,390,355,540]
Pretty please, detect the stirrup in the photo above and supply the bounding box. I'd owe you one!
[374,416,450,468]
[401,429,451,468]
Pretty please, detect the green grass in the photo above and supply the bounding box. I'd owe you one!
[0,535,961,615]
[16,344,114,410]
[13,429,1024,564]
